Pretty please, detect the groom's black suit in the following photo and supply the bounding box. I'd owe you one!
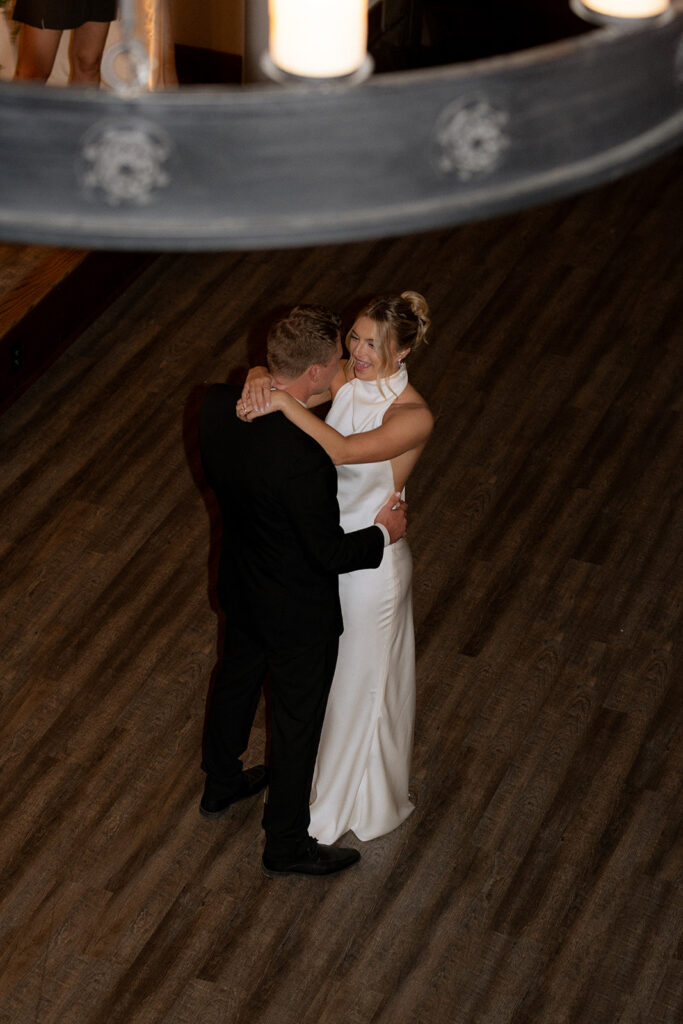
[199,384,384,858]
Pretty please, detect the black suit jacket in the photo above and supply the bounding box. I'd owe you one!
[199,384,384,649]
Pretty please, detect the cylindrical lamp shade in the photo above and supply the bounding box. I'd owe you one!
[578,0,669,16]
[269,0,368,77]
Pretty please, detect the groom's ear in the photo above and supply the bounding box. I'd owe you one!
[307,362,323,384]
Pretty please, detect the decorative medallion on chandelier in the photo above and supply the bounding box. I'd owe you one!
[0,0,681,250]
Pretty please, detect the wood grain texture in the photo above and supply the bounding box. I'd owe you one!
[0,246,154,409]
[0,151,681,1024]
[0,248,88,337]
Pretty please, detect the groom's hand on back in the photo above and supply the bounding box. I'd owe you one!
[375,492,408,544]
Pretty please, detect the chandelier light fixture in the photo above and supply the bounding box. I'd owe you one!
[0,0,680,250]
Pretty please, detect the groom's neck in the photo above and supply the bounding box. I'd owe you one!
[270,372,313,406]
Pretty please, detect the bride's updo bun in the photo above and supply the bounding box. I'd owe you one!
[400,291,430,351]
[348,290,431,386]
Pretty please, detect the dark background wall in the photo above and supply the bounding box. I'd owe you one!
[372,0,593,70]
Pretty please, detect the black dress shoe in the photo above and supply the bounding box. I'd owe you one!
[199,765,268,819]
[262,837,360,878]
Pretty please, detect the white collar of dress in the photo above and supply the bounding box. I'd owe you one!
[352,363,408,400]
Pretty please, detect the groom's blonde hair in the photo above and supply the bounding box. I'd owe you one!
[267,305,341,379]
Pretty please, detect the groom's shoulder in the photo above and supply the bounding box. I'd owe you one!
[280,415,330,460]
[199,384,330,468]
[258,416,333,483]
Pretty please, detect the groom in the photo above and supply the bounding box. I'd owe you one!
[198,304,407,878]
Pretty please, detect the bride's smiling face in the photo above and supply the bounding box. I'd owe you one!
[348,316,382,380]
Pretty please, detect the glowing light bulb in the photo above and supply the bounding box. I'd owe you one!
[269,0,368,78]
[577,0,670,18]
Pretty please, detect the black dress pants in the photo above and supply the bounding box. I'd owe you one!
[202,622,339,859]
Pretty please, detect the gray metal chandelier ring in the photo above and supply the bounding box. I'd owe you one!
[0,6,681,250]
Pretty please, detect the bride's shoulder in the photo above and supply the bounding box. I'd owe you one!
[385,385,433,436]
[393,381,430,412]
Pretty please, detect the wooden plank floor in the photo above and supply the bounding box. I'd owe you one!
[0,244,154,410]
[0,152,681,1024]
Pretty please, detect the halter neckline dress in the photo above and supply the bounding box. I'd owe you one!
[308,365,416,844]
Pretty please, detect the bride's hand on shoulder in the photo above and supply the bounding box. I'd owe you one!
[236,388,288,421]
[241,366,274,414]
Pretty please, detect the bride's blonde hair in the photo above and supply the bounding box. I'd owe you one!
[346,291,430,388]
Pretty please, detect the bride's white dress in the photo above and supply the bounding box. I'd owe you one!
[309,365,416,844]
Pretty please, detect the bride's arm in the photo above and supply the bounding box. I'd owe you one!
[241,367,276,412]
[247,390,433,465]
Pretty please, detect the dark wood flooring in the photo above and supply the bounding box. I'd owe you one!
[0,246,154,411]
[0,151,681,1024]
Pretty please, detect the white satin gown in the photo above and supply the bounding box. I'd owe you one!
[308,365,416,844]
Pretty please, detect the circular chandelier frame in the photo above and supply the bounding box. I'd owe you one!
[0,7,681,251]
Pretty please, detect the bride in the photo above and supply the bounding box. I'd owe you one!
[240,291,433,844]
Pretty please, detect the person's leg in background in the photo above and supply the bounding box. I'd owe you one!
[70,20,110,85]
[14,25,62,81]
